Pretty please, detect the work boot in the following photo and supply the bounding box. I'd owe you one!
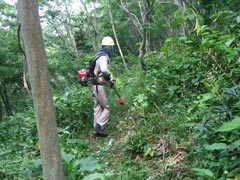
[94,123,109,137]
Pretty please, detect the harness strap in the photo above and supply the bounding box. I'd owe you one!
[90,52,109,94]
[91,75,103,94]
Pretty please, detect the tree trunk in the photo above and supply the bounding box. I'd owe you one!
[118,0,155,71]
[80,0,97,51]
[174,0,186,36]
[138,0,144,22]
[23,59,30,93]
[92,0,101,49]
[63,0,79,58]
[18,23,31,94]
[139,0,155,71]
[47,17,68,51]
[108,0,128,69]
[182,0,200,29]
[118,0,143,39]
[0,101,2,121]
[0,80,13,116]
[17,1,65,179]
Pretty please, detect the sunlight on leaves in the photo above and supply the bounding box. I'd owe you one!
[191,168,215,179]
[204,143,227,151]
[216,117,240,132]
[61,150,75,163]
[79,156,101,171]
[82,173,103,180]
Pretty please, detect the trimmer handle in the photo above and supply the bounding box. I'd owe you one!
[112,86,121,98]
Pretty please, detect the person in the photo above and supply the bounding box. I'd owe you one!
[92,36,115,137]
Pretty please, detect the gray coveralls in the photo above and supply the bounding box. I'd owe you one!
[92,54,112,129]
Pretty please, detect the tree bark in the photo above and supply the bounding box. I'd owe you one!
[0,101,2,121]
[63,0,79,58]
[117,0,155,71]
[182,0,200,29]
[108,0,128,69]
[0,80,13,116]
[139,0,155,71]
[174,0,186,36]
[118,0,143,39]
[18,23,31,94]
[17,1,65,179]
[92,0,101,49]
[47,17,68,51]
[80,0,97,51]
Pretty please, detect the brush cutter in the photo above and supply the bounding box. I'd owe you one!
[78,69,126,104]
[112,86,127,104]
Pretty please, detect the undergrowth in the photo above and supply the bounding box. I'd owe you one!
[0,10,240,180]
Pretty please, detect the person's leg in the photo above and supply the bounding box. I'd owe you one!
[92,85,110,136]
[92,94,103,128]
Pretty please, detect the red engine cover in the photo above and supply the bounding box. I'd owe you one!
[78,69,88,78]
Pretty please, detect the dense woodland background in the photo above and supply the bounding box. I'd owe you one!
[0,0,239,179]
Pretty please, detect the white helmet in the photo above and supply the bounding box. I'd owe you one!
[101,36,115,46]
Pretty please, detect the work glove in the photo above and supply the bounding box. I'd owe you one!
[102,71,111,81]
[109,81,115,89]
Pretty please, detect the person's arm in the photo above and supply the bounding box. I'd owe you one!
[98,56,112,80]
[96,56,114,87]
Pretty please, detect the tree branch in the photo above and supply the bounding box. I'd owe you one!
[155,0,182,8]
[17,23,26,57]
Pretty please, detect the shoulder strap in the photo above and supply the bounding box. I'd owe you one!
[89,52,108,77]
[95,52,108,62]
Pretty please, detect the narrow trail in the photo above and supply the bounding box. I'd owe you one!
[78,114,187,180]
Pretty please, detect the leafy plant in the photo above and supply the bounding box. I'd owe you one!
[217,117,240,132]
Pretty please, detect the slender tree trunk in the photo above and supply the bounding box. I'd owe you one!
[64,22,79,57]
[63,0,79,58]
[174,0,186,36]
[138,0,144,22]
[182,0,200,29]
[47,18,68,51]
[108,1,128,69]
[164,17,174,37]
[118,0,145,69]
[80,0,97,51]
[22,59,30,92]
[118,0,143,39]
[18,23,31,94]
[92,0,100,49]
[138,0,150,51]
[118,0,155,71]
[0,101,2,121]
[0,80,13,116]
[139,0,155,71]
[17,1,65,179]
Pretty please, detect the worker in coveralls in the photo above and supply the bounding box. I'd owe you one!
[92,36,115,136]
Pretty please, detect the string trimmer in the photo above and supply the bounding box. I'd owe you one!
[112,86,126,104]
[78,69,126,104]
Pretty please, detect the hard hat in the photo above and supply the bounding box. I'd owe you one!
[101,36,115,46]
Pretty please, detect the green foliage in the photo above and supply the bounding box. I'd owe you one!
[2,1,240,179]
[0,1,23,116]
[118,9,240,180]
[0,111,41,179]
[217,117,240,132]
[178,11,239,179]
[62,150,110,180]
[54,85,93,131]
[191,168,216,180]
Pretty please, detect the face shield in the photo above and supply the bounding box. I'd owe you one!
[102,45,115,57]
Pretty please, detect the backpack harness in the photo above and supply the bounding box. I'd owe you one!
[78,52,109,93]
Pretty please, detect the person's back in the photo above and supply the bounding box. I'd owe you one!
[92,36,115,137]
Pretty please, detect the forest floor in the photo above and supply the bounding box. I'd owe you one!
[0,97,191,179]
[78,114,188,180]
